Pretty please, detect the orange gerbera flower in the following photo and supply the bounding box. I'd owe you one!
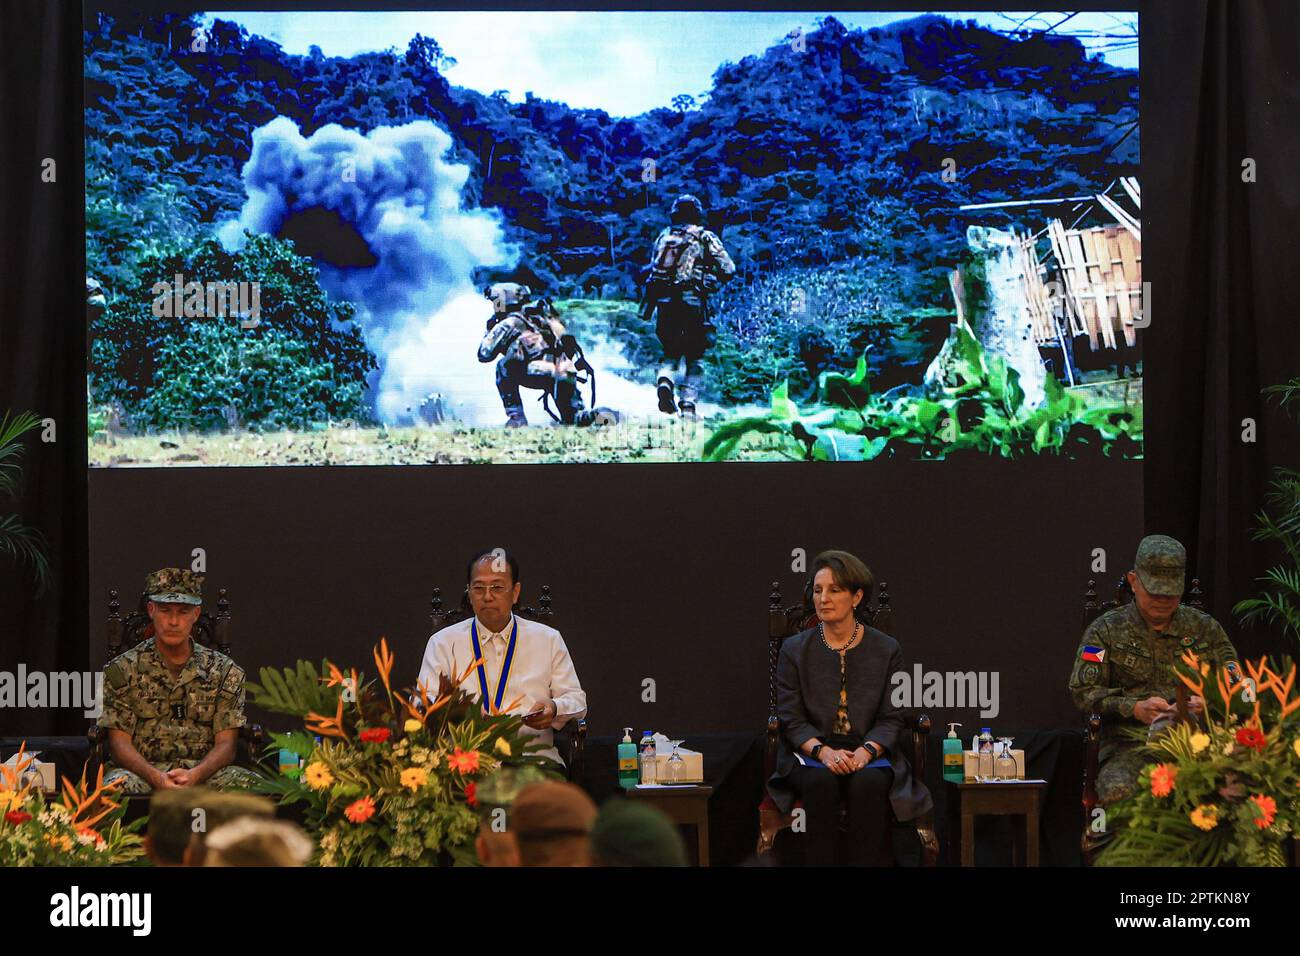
[1150,763,1178,798]
[344,795,377,824]
[1249,794,1277,829]
[447,747,481,774]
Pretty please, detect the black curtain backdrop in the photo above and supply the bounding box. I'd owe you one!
[0,0,1297,741]
[1142,0,1300,661]
[0,0,88,735]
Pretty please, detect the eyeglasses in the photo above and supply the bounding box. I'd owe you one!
[469,584,510,598]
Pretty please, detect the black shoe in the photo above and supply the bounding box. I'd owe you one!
[678,401,697,420]
[656,378,677,415]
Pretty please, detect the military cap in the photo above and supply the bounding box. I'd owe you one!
[511,781,596,842]
[1134,534,1186,597]
[146,788,208,864]
[590,798,687,867]
[145,568,203,606]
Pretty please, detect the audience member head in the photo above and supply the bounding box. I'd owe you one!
[203,816,313,866]
[511,781,597,867]
[590,798,688,867]
[144,787,205,866]
[473,764,548,867]
[180,790,276,866]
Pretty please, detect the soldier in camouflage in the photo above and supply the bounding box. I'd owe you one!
[98,568,260,795]
[478,283,614,428]
[641,194,736,419]
[1069,535,1240,807]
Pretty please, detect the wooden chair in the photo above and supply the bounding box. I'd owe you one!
[757,579,940,865]
[428,584,586,785]
[88,587,268,779]
[1079,576,1203,864]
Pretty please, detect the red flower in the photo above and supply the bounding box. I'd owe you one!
[1249,794,1277,829]
[1234,726,1267,751]
[465,782,478,807]
[359,727,391,744]
[4,811,32,825]
[447,747,481,774]
[344,796,377,823]
[78,826,105,846]
[1150,763,1178,798]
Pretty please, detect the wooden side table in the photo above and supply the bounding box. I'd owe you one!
[947,781,1046,867]
[627,785,713,866]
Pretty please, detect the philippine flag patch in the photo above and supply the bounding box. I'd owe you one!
[1081,645,1106,663]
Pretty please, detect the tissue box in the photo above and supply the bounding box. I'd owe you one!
[1,751,56,792]
[651,749,703,784]
[962,749,1025,780]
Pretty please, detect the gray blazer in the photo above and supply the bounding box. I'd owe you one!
[766,624,933,822]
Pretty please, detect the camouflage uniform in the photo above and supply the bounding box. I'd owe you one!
[478,286,597,426]
[643,196,736,413]
[97,569,258,794]
[99,637,258,794]
[1068,537,1239,806]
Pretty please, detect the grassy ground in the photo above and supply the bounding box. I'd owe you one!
[87,417,802,466]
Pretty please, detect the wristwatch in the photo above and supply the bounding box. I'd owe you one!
[863,742,881,761]
[810,743,824,761]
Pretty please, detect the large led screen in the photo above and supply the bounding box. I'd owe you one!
[85,9,1140,465]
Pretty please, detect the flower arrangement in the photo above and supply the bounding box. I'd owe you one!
[248,639,560,866]
[1099,653,1300,866]
[0,744,144,866]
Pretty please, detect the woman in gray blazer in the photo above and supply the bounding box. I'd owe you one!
[766,550,933,865]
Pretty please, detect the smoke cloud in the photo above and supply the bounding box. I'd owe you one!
[220,116,515,424]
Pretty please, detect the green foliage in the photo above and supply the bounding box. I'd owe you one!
[703,324,1143,461]
[0,411,50,593]
[89,233,376,432]
[1234,377,1300,649]
[246,659,345,717]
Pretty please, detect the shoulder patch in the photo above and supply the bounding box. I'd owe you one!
[103,657,131,690]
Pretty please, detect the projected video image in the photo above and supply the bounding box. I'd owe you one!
[85,10,1141,465]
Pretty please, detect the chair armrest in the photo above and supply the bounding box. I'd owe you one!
[87,723,109,772]
[566,718,587,784]
[237,723,271,771]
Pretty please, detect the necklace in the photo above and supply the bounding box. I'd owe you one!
[819,620,861,652]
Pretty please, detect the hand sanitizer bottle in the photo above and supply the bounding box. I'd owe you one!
[943,722,963,783]
[618,727,639,789]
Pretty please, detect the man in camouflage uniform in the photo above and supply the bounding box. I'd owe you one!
[98,568,260,795]
[641,194,736,419]
[1069,535,1240,807]
[478,283,614,428]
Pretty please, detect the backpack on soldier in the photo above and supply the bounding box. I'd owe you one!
[649,225,705,288]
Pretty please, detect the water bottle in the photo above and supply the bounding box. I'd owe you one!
[977,727,994,779]
[639,731,658,784]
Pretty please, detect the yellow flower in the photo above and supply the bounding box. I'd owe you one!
[45,833,74,851]
[1189,732,1211,755]
[494,738,512,757]
[304,762,334,790]
[1293,738,1300,759]
[400,767,428,791]
[1189,805,1219,831]
[0,790,20,813]
[404,718,423,733]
